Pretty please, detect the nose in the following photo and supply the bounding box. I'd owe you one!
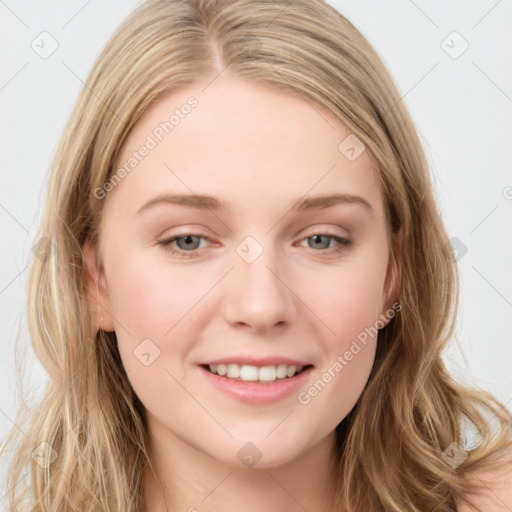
[222,246,295,333]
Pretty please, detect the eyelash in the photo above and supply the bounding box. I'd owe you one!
[157,232,352,259]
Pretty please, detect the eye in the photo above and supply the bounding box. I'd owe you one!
[158,234,210,258]
[157,231,352,258]
[298,233,352,253]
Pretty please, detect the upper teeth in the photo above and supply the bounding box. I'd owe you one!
[208,363,303,382]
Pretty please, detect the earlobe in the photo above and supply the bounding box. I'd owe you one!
[82,240,115,332]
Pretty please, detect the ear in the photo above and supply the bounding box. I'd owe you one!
[82,239,116,332]
[380,227,403,322]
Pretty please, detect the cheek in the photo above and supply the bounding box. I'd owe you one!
[105,249,203,337]
[295,269,383,424]
[104,254,199,411]
[101,248,202,391]
[295,252,387,408]
[104,236,387,413]
[300,254,388,343]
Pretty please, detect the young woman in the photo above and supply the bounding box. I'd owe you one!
[3,0,512,510]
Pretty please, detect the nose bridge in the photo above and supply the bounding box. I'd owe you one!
[224,234,294,329]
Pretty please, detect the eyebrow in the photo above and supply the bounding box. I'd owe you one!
[136,192,374,215]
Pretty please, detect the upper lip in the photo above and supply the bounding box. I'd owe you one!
[200,356,313,367]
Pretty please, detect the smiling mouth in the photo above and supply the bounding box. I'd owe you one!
[200,363,313,383]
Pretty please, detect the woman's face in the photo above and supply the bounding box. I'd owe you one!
[85,75,400,469]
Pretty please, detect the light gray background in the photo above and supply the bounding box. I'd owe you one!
[1,0,511,493]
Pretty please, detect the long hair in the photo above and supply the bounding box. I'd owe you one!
[3,0,512,510]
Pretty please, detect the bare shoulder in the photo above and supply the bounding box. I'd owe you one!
[457,455,512,512]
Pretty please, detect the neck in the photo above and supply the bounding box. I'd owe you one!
[142,420,338,512]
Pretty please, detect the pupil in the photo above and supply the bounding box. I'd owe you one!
[312,234,327,249]
[179,235,198,250]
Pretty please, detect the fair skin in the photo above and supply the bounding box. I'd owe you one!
[459,458,512,512]
[81,75,512,511]
[83,74,402,511]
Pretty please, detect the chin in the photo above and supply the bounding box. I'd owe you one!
[209,430,315,470]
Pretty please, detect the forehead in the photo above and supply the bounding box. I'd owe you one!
[107,76,384,218]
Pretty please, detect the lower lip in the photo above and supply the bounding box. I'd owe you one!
[199,365,314,405]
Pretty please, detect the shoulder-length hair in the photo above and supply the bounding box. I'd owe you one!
[3,0,512,510]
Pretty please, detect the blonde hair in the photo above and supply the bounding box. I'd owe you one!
[3,0,512,510]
